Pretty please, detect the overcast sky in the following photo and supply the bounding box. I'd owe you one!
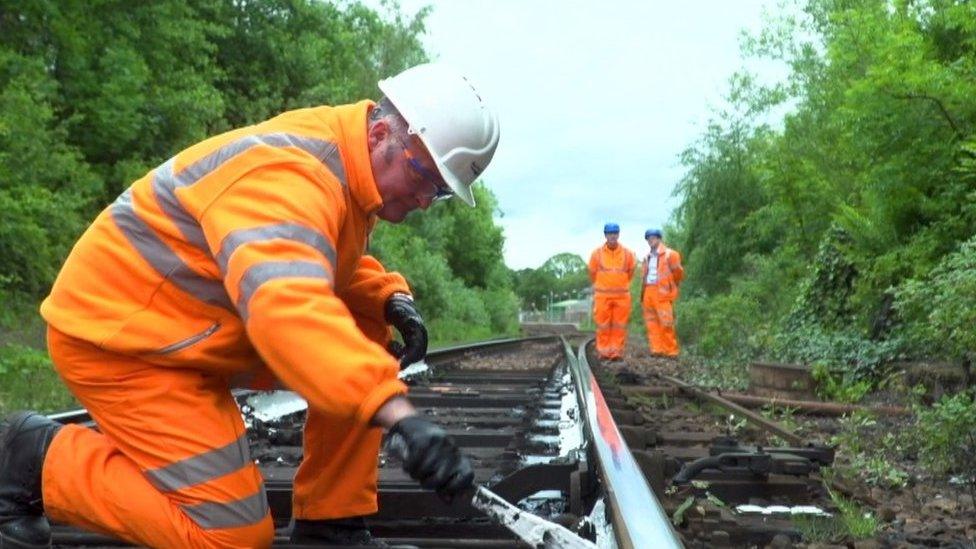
[383,0,790,269]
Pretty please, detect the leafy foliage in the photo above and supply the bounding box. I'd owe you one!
[895,233,976,364]
[512,252,590,311]
[810,363,873,404]
[0,0,430,307]
[671,0,976,384]
[0,343,77,414]
[913,390,976,480]
[0,1,518,352]
[371,186,519,345]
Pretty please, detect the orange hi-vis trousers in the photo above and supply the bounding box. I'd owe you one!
[593,293,631,360]
[642,287,679,356]
[42,326,384,549]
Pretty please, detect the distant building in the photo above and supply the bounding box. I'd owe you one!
[518,289,592,326]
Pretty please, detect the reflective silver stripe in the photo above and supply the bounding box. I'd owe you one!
[216,224,336,276]
[174,133,347,190]
[144,435,251,492]
[237,261,331,320]
[181,488,269,530]
[117,132,344,312]
[152,158,210,251]
[111,191,233,310]
[152,133,346,254]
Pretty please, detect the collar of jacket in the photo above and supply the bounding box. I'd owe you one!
[321,100,384,216]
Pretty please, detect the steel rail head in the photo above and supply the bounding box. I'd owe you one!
[570,339,684,549]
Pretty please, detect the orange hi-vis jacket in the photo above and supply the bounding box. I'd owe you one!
[642,244,684,300]
[588,244,637,294]
[41,100,409,424]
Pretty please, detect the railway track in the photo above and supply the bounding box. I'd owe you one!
[46,336,679,548]
[584,342,844,548]
[45,335,841,548]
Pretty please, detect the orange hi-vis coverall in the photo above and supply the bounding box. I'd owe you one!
[588,244,636,360]
[641,244,684,357]
[39,100,410,549]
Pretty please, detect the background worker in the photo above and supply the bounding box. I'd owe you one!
[0,62,499,549]
[588,223,637,361]
[640,228,684,358]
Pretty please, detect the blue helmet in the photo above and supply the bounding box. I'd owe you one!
[644,228,663,239]
[603,222,620,234]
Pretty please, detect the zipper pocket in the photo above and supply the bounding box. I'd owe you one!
[152,322,221,355]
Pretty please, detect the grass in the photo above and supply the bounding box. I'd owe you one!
[627,392,673,411]
[794,475,878,543]
[0,343,77,415]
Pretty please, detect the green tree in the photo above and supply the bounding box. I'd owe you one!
[670,0,976,379]
[0,0,433,324]
[370,185,519,343]
[895,232,976,370]
[0,50,97,302]
[512,252,590,311]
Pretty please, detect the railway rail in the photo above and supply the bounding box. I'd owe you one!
[584,342,844,548]
[44,334,841,548]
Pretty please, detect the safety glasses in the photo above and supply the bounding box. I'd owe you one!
[399,139,454,202]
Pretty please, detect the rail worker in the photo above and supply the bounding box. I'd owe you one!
[640,229,684,358]
[0,63,499,549]
[588,223,637,361]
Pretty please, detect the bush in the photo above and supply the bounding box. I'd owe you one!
[0,344,76,414]
[811,363,873,403]
[914,390,976,482]
[773,323,901,381]
[676,292,765,365]
[370,190,520,347]
[895,234,976,366]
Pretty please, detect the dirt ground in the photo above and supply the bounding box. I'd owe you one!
[600,332,976,548]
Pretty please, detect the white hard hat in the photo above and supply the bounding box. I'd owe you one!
[378,62,500,206]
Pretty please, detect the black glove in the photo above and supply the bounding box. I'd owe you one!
[385,293,428,369]
[386,416,474,499]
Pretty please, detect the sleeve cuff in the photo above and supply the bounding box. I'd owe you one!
[355,378,409,424]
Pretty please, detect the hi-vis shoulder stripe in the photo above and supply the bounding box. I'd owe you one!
[237,261,333,320]
[112,133,346,309]
[152,132,347,255]
[111,190,234,310]
[216,223,337,276]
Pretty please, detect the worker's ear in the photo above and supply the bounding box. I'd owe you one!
[367,118,392,149]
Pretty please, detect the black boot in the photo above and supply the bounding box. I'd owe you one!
[0,412,63,549]
[290,517,416,548]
